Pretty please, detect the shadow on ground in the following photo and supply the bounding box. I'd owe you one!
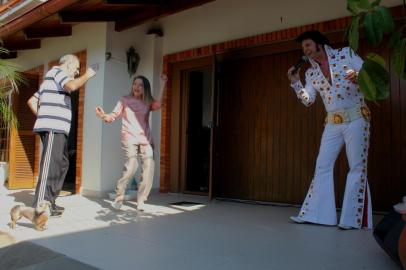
[5,190,35,205]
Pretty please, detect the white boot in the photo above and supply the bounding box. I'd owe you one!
[290,216,307,224]
[394,196,406,214]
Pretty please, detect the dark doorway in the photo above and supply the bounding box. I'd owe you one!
[183,69,213,194]
[62,90,78,193]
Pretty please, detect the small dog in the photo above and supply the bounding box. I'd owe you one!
[9,201,50,231]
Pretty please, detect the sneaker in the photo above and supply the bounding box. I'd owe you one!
[112,201,122,210]
[50,209,63,218]
[290,216,307,224]
[338,224,355,230]
[394,196,406,214]
[137,201,145,212]
[52,204,65,212]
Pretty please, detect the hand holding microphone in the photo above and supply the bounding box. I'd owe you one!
[344,69,358,84]
[287,56,308,83]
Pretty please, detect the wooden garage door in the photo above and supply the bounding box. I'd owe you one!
[215,49,321,204]
[8,75,39,189]
[214,41,406,211]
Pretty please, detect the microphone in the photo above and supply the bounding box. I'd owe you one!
[291,56,308,74]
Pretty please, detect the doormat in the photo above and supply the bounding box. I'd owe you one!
[59,190,73,197]
[170,201,202,206]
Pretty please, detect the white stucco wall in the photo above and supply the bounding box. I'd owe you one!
[10,22,108,196]
[160,0,402,54]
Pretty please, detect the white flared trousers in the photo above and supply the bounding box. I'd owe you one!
[297,117,372,229]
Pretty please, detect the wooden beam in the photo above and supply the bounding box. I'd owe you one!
[0,0,80,39]
[24,26,72,39]
[115,8,162,31]
[59,11,131,23]
[104,0,164,5]
[0,51,17,59]
[114,0,214,32]
[0,0,23,14]
[4,40,41,51]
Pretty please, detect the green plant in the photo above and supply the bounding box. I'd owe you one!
[0,47,24,128]
[346,0,405,100]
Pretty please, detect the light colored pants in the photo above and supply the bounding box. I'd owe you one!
[115,143,155,204]
[297,117,373,229]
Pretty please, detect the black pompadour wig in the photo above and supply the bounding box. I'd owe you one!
[296,30,331,46]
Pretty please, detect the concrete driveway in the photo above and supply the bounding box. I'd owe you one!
[0,189,399,270]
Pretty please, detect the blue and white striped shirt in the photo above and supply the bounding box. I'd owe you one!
[33,66,74,135]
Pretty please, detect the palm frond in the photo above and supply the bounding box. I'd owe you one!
[0,47,25,129]
[0,59,26,93]
[0,96,17,129]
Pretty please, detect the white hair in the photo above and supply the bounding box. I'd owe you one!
[59,54,79,78]
[59,54,79,65]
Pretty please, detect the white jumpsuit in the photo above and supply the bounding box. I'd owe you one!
[291,45,372,229]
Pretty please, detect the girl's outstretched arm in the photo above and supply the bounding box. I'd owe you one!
[95,99,123,123]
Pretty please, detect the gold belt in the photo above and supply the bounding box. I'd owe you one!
[325,106,371,125]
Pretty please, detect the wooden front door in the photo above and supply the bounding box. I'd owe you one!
[181,67,215,195]
[170,56,217,198]
[8,74,39,189]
